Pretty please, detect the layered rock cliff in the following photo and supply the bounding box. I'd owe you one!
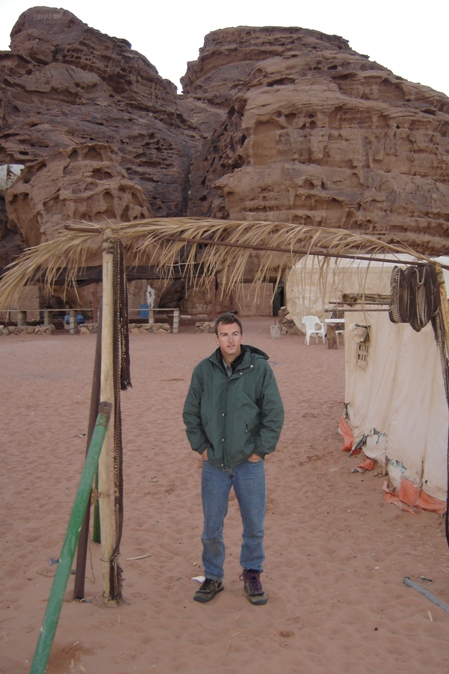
[186,27,449,255]
[0,6,201,226]
[1,11,449,300]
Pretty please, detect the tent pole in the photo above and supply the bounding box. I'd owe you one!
[434,264,449,546]
[165,235,447,269]
[211,274,217,320]
[436,264,449,353]
[73,301,102,600]
[98,235,115,603]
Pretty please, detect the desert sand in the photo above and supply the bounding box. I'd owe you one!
[1,316,449,674]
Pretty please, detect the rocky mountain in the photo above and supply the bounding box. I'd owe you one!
[185,27,449,255]
[0,6,204,268]
[1,8,449,288]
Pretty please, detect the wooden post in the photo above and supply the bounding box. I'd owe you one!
[327,324,337,349]
[73,306,102,600]
[98,235,115,603]
[69,309,76,334]
[173,308,180,334]
[93,282,99,323]
[434,264,449,547]
[211,275,217,320]
[44,310,50,327]
[436,264,449,355]
[17,310,26,327]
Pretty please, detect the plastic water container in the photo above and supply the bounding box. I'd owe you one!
[139,303,150,319]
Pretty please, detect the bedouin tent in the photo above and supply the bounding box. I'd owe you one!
[286,255,449,514]
[340,258,449,515]
[343,304,448,513]
[286,255,409,330]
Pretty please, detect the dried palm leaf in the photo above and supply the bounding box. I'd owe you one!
[0,217,445,310]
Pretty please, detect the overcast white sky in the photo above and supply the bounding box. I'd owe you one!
[0,0,447,96]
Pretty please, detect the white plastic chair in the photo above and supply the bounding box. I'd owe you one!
[302,315,326,345]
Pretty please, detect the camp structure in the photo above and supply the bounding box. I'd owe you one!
[285,254,449,514]
[338,256,449,515]
[1,222,448,516]
[1,218,449,671]
[285,254,406,331]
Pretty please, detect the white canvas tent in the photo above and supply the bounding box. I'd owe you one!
[343,256,449,509]
[287,254,449,509]
[286,255,408,331]
[345,308,448,504]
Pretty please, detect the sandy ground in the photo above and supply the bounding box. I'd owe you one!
[1,316,449,674]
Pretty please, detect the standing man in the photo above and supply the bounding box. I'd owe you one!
[183,313,284,605]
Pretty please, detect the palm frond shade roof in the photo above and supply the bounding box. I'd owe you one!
[0,217,446,310]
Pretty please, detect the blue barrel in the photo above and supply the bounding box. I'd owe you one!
[139,303,150,319]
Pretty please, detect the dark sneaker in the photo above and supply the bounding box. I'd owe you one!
[193,578,224,603]
[241,569,268,605]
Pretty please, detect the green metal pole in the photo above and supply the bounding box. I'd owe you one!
[30,401,112,674]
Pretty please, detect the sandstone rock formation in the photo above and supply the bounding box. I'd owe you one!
[1,12,449,318]
[186,27,449,256]
[0,6,202,222]
[6,143,151,252]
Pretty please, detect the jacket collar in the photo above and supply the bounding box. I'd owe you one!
[210,344,269,373]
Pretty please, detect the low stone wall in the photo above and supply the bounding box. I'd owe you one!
[0,321,173,336]
[0,322,99,335]
[0,324,56,335]
[78,323,99,334]
[128,323,171,334]
[194,321,215,333]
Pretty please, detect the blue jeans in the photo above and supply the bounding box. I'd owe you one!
[201,459,266,580]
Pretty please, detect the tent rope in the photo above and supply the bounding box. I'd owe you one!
[390,263,449,543]
[109,239,132,602]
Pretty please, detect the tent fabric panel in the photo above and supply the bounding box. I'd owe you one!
[345,310,448,501]
[387,322,442,490]
[344,310,400,443]
[420,355,448,502]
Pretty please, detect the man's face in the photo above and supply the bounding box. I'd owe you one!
[215,322,243,363]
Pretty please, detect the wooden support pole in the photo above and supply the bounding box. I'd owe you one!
[69,309,76,334]
[436,264,449,358]
[93,282,99,323]
[433,264,449,548]
[98,236,115,603]
[73,306,102,600]
[326,324,337,349]
[173,308,180,334]
[165,235,449,270]
[211,275,217,321]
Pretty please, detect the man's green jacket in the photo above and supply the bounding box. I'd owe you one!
[183,345,284,468]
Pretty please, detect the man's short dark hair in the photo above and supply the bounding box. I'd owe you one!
[215,312,243,335]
